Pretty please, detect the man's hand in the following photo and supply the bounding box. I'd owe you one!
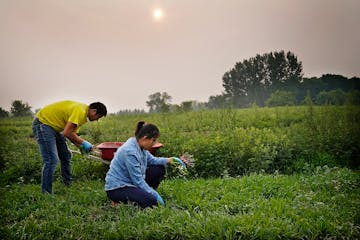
[80,140,93,153]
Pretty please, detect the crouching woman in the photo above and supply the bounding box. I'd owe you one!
[105,121,185,208]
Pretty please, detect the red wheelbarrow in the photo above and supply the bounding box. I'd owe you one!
[71,142,163,165]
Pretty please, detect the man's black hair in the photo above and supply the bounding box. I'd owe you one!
[89,102,107,116]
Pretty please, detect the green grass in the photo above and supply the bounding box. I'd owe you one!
[1,167,359,239]
[0,106,359,239]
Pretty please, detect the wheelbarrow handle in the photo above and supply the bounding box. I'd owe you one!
[70,149,110,165]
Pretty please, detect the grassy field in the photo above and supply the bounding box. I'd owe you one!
[0,106,359,239]
[1,168,359,239]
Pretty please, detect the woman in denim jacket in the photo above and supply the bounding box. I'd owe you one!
[105,121,186,208]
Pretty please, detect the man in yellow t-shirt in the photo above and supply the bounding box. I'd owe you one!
[32,100,107,193]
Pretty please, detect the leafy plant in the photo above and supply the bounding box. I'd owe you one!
[1,106,359,186]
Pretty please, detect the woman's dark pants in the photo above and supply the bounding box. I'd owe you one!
[106,165,166,208]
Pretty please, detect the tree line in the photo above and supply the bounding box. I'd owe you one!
[207,74,360,109]
[1,50,359,116]
[146,51,359,112]
[208,50,360,108]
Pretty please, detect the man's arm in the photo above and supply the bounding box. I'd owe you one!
[63,122,83,146]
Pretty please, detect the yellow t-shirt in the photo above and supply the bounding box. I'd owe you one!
[36,100,88,132]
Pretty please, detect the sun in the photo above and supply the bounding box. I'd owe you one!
[152,8,164,21]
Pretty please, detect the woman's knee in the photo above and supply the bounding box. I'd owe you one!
[107,187,158,209]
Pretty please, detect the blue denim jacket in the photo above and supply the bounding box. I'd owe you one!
[104,137,167,197]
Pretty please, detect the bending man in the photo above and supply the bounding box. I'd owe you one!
[32,100,107,193]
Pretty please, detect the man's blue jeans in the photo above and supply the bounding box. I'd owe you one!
[32,118,72,193]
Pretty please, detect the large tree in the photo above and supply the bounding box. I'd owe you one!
[0,107,9,118]
[10,100,33,117]
[146,92,172,113]
[222,50,303,107]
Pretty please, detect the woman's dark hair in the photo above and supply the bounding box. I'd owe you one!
[135,121,160,139]
[89,102,107,117]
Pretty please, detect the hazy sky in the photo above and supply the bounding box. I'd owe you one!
[1,0,359,113]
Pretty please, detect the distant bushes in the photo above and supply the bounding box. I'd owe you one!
[157,106,360,178]
[0,106,359,185]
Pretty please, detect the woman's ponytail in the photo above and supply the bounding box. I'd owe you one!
[135,121,146,136]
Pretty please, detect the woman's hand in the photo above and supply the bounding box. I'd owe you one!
[155,192,165,206]
[168,157,187,168]
[166,152,194,167]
